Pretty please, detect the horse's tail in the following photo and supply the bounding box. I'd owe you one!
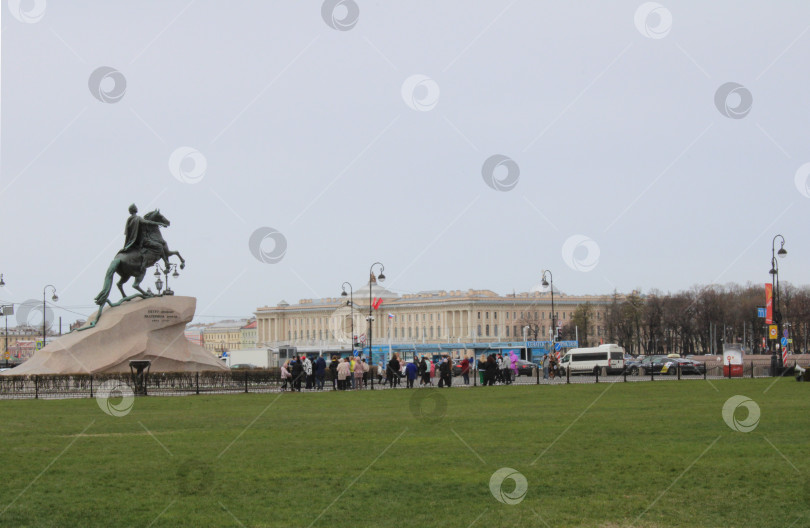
[94,258,120,305]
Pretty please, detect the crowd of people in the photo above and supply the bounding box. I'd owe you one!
[278,351,553,391]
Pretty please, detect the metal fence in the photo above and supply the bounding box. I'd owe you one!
[0,361,803,400]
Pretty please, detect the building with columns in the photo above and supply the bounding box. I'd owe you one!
[255,276,616,349]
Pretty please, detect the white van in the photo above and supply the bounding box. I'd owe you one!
[559,344,625,375]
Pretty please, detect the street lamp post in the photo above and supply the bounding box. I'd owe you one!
[1,276,8,359]
[340,282,354,348]
[770,235,787,368]
[154,263,180,295]
[541,270,555,346]
[42,285,58,348]
[367,262,385,388]
[2,304,11,362]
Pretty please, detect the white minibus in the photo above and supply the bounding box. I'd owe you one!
[559,344,625,375]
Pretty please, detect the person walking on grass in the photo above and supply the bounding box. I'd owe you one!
[460,356,470,385]
[354,357,366,389]
[387,354,400,388]
[281,360,292,391]
[337,357,351,390]
[291,357,304,392]
[419,356,430,386]
[349,356,356,389]
[329,356,339,390]
[377,361,385,384]
[495,353,506,383]
[405,359,418,388]
[438,356,451,388]
[484,354,498,386]
[429,357,436,386]
[303,355,313,389]
[315,354,326,390]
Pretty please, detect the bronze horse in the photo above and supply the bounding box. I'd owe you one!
[94,209,185,306]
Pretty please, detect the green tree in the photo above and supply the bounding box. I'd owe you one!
[572,302,593,347]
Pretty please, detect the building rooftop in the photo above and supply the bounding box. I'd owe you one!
[257,284,615,312]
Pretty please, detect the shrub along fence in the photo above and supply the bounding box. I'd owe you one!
[0,360,803,400]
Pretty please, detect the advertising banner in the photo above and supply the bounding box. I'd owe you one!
[765,283,773,324]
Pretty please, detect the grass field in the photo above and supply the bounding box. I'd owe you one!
[0,378,808,527]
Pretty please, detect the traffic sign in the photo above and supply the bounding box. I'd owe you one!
[358,334,366,343]
[757,307,766,318]
[768,325,778,339]
[781,337,788,347]
[554,342,562,351]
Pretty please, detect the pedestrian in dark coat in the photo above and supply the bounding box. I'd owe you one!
[329,356,339,389]
[419,357,430,386]
[484,354,498,386]
[315,355,326,390]
[387,355,400,388]
[291,358,304,392]
[438,357,452,388]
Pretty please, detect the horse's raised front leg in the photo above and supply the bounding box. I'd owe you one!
[167,249,185,269]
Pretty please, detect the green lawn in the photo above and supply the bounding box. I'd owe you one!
[0,379,808,527]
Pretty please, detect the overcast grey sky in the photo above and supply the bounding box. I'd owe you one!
[2,1,809,326]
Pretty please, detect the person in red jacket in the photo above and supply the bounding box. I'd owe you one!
[460,357,470,385]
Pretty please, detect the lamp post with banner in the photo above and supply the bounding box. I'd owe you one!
[769,235,787,369]
[541,270,555,345]
[367,262,385,388]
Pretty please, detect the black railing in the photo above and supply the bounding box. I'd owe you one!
[0,362,799,400]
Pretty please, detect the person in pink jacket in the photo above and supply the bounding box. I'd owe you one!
[280,361,292,391]
[336,358,351,390]
[354,358,366,390]
[509,351,519,383]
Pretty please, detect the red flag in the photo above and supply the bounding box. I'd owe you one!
[765,284,773,325]
[372,298,383,310]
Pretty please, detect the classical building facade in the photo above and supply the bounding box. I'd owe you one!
[240,320,257,349]
[201,319,249,354]
[255,278,616,349]
[1,326,46,356]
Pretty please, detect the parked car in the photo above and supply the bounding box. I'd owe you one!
[672,357,705,375]
[624,357,643,373]
[627,355,670,375]
[514,360,537,377]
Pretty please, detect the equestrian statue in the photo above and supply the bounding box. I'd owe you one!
[84,204,185,329]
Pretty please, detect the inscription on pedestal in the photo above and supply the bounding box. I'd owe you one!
[144,309,180,323]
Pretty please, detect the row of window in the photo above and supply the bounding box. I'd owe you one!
[286,324,607,341]
[281,310,605,330]
[476,311,603,321]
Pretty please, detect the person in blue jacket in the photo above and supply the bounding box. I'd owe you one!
[405,359,418,388]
